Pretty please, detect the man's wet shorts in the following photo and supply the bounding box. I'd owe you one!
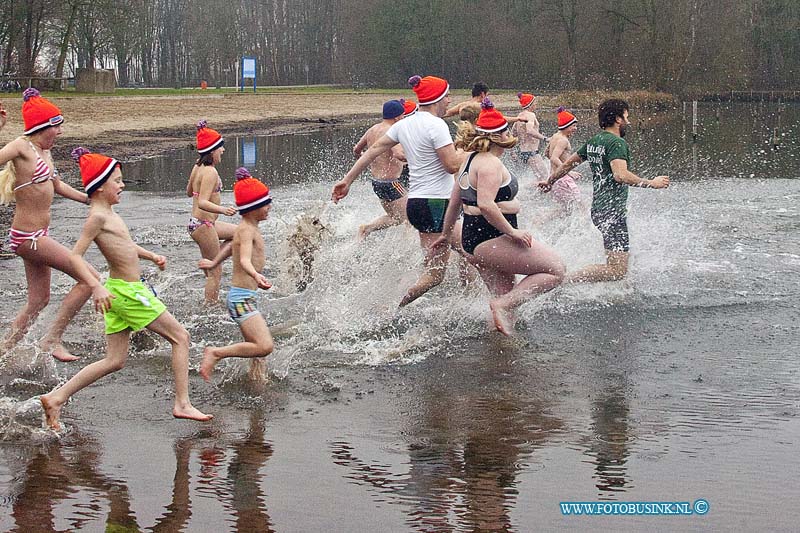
[520,150,537,164]
[371,176,408,202]
[406,198,449,234]
[591,209,630,252]
[227,286,262,325]
[103,278,166,334]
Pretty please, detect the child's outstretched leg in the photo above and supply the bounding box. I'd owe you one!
[146,311,212,421]
[40,329,132,430]
[200,314,274,382]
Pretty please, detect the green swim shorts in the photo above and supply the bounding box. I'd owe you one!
[103,278,166,334]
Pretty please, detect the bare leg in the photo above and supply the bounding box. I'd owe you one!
[399,232,450,307]
[200,313,274,382]
[145,311,212,421]
[358,196,407,241]
[2,236,96,361]
[191,225,223,305]
[40,330,132,430]
[473,236,565,336]
[566,250,629,283]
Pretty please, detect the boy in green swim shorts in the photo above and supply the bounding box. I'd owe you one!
[198,167,274,382]
[41,147,212,430]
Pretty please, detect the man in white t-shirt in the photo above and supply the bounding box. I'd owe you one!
[332,74,462,307]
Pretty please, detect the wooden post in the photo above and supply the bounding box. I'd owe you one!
[692,101,698,142]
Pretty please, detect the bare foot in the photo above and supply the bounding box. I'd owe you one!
[199,347,219,382]
[173,404,213,422]
[40,394,63,430]
[489,301,515,337]
[44,342,80,362]
[399,289,422,308]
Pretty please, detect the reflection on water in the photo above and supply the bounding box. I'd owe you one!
[1,103,799,530]
[332,346,563,531]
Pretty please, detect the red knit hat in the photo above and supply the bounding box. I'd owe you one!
[475,99,508,134]
[196,119,224,154]
[401,99,418,117]
[234,167,272,214]
[517,92,535,110]
[22,88,63,135]
[71,147,119,196]
[557,106,577,130]
[408,75,449,105]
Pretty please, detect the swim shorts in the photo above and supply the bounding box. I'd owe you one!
[591,209,630,252]
[103,278,167,334]
[227,286,262,325]
[371,179,407,202]
[519,151,537,164]
[406,198,449,234]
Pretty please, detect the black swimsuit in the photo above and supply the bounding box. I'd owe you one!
[458,153,520,255]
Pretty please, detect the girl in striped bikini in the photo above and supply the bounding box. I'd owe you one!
[0,89,112,361]
[185,120,237,304]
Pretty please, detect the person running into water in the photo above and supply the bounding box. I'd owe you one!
[0,89,112,362]
[436,99,565,335]
[40,148,212,430]
[538,106,584,217]
[540,99,669,282]
[332,75,463,307]
[186,120,237,305]
[511,92,549,181]
[198,168,274,382]
[352,100,408,241]
[444,82,489,118]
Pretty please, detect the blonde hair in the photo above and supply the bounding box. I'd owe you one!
[454,121,518,153]
[0,160,16,205]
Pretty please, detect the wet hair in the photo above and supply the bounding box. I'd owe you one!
[454,121,517,153]
[471,82,489,97]
[598,99,629,129]
[458,102,481,125]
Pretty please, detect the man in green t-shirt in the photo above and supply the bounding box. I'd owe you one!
[540,99,669,282]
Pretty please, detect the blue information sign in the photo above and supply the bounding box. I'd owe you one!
[240,56,257,93]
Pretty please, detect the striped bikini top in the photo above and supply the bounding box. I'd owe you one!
[13,141,56,191]
[192,174,223,196]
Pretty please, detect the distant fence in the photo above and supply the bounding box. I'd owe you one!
[0,76,70,91]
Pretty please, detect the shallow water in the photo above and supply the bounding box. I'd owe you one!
[1,103,799,531]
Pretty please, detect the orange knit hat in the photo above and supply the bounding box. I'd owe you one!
[401,99,418,117]
[557,106,577,130]
[517,92,535,109]
[71,147,119,196]
[22,88,63,135]
[196,119,224,154]
[408,75,449,105]
[234,167,272,214]
[475,99,508,134]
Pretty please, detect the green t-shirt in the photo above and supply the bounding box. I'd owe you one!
[577,131,631,215]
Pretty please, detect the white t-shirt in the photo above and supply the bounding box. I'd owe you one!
[386,111,454,198]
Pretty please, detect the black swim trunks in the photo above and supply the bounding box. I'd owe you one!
[519,150,537,164]
[591,209,629,252]
[406,198,449,234]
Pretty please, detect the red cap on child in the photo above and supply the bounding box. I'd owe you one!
[196,119,224,154]
[233,167,272,214]
[72,147,119,196]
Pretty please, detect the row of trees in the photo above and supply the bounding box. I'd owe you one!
[1,0,797,93]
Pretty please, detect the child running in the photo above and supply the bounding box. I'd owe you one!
[40,147,212,430]
[198,167,274,382]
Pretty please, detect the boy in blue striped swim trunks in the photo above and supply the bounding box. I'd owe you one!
[41,148,212,429]
[198,168,274,382]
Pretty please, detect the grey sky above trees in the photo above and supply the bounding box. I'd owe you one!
[1,0,797,94]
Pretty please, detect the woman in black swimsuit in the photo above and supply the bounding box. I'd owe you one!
[436,99,564,336]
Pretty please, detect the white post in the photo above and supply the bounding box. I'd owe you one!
[692,101,698,142]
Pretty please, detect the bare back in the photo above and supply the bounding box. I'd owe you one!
[189,164,223,221]
[513,111,541,152]
[364,122,404,181]
[231,223,266,290]
[545,131,572,167]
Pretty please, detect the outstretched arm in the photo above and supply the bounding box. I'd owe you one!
[611,159,669,188]
[53,175,90,204]
[332,134,398,202]
[540,152,582,191]
[198,240,233,271]
[135,245,167,270]
[238,229,271,290]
